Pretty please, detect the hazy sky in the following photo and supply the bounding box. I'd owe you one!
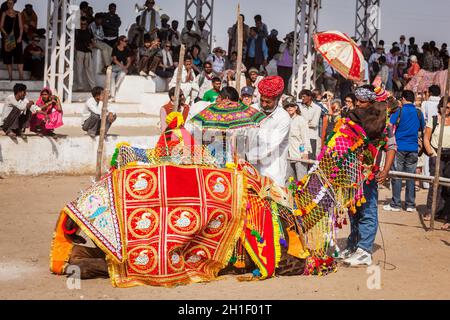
[22,0,450,48]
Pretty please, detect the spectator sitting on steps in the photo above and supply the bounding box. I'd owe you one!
[0,83,43,137]
[82,86,116,137]
[138,35,161,77]
[89,12,113,72]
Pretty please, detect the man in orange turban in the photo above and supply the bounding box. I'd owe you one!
[246,76,291,186]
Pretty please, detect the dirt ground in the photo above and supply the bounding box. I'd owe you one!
[0,175,449,300]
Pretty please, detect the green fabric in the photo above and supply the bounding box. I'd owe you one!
[202,89,220,103]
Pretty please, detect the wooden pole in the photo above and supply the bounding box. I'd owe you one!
[235,5,243,92]
[430,62,450,230]
[174,44,186,112]
[95,66,112,181]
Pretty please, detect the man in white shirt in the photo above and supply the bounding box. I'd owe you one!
[82,86,116,137]
[298,89,322,159]
[89,13,112,70]
[421,85,442,188]
[169,56,198,104]
[194,61,217,101]
[1,83,40,137]
[246,76,290,186]
[422,85,441,122]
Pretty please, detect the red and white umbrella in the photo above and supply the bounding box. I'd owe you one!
[313,30,365,81]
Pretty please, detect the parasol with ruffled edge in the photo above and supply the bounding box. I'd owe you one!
[189,100,267,165]
[313,30,365,81]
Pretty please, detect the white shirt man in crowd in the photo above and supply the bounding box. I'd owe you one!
[421,85,442,187]
[169,56,198,104]
[195,61,217,100]
[82,86,116,137]
[298,89,322,159]
[0,83,41,137]
[422,85,442,122]
[246,76,290,187]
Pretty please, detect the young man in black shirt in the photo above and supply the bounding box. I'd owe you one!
[110,35,131,100]
[75,17,96,90]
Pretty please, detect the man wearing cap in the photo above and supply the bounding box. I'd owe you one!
[157,14,170,42]
[298,89,322,159]
[240,86,254,106]
[341,85,397,267]
[246,76,291,186]
[282,95,311,181]
[139,0,160,40]
[206,47,226,76]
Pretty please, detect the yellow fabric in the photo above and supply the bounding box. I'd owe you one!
[286,227,310,259]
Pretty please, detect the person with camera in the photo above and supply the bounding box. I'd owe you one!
[276,32,294,93]
[423,97,450,229]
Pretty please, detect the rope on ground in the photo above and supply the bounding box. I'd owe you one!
[376,223,397,271]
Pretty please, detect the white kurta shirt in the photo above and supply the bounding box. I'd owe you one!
[82,97,105,121]
[0,95,39,126]
[246,104,291,187]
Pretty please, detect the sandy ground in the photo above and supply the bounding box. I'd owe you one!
[0,175,449,300]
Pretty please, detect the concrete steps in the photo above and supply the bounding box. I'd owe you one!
[0,80,42,91]
[0,69,31,80]
[0,133,160,176]
[62,113,160,128]
[0,90,94,103]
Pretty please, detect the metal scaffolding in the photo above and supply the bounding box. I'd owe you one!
[291,0,321,97]
[354,0,381,44]
[184,0,215,50]
[44,0,78,103]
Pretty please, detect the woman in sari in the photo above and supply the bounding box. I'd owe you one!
[29,87,63,136]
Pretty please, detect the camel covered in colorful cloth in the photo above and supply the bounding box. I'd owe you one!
[50,111,380,287]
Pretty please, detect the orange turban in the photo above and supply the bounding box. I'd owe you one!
[258,76,285,98]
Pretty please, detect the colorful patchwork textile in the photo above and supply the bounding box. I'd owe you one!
[62,174,125,263]
[190,100,267,131]
[243,195,279,279]
[108,165,245,287]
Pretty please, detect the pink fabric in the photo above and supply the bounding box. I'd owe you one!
[30,87,64,133]
[405,69,448,94]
